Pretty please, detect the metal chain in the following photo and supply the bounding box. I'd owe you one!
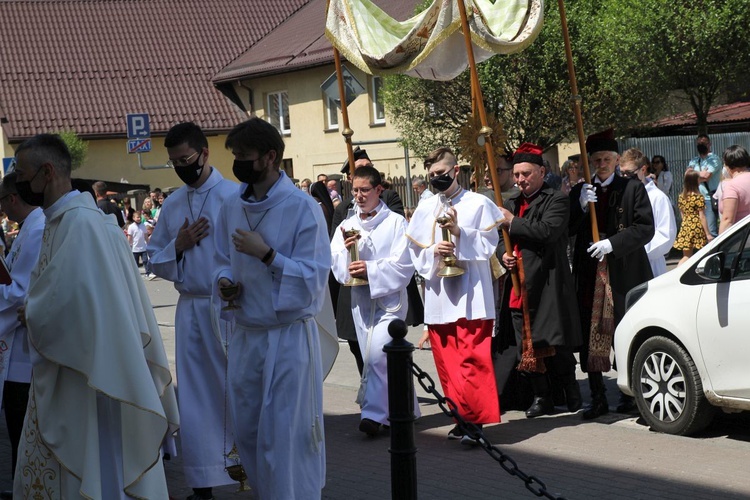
[411,361,567,500]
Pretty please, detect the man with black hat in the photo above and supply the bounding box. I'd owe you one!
[568,129,654,420]
[496,143,583,418]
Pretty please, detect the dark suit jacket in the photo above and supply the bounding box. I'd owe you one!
[97,198,125,228]
[569,176,654,320]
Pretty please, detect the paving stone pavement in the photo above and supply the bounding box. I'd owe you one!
[3,262,750,498]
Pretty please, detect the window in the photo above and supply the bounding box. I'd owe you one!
[325,95,339,130]
[267,91,290,134]
[371,76,385,125]
[281,158,294,179]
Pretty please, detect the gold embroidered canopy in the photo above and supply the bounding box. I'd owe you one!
[325,0,543,81]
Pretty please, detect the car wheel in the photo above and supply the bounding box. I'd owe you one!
[632,336,715,436]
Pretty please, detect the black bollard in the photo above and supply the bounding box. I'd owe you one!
[384,319,418,500]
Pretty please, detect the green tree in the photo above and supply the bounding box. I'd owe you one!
[382,0,669,158]
[57,130,88,170]
[649,0,750,134]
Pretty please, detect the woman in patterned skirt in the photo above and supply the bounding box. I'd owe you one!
[674,169,713,266]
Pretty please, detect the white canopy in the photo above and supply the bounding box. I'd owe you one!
[325,0,544,81]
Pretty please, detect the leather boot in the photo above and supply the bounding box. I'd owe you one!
[561,373,583,412]
[525,375,554,418]
[582,372,609,420]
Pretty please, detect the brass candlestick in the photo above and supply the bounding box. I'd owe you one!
[343,228,368,287]
[435,215,465,277]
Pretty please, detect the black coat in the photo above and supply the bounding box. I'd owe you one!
[569,176,654,322]
[497,185,582,351]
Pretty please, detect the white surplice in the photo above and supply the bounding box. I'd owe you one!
[15,191,178,499]
[645,180,677,277]
[215,172,331,500]
[0,207,44,401]
[146,167,238,487]
[331,201,417,425]
[405,189,503,324]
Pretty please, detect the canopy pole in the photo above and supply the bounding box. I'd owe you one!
[327,0,356,176]
[557,0,599,242]
[456,0,519,295]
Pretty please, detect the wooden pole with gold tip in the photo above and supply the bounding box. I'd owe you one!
[455,0,520,295]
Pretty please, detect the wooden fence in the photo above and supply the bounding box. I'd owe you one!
[338,167,474,208]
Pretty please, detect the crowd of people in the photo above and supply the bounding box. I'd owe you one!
[1,125,750,500]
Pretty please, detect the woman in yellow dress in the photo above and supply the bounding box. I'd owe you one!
[674,169,713,266]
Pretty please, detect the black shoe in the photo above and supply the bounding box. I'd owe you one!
[359,418,381,437]
[1,491,13,500]
[525,396,554,418]
[565,382,583,412]
[616,394,637,413]
[447,424,464,440]
[582,399,609,420]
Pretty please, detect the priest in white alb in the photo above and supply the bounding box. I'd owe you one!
[215,118,335,500]
[147,122,238,499]
[12,134,178,499]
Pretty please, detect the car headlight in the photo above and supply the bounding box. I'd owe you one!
[625,281,648,312]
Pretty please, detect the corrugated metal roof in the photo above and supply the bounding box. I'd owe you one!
[0,0,313,141]
[214,0,420,82]
[651,102,750,128]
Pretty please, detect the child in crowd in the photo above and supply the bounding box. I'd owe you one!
[127,210,153,278]
[674,169,712,266]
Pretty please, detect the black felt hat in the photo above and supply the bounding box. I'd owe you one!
[340,146,370,174]
[586,129,619,154]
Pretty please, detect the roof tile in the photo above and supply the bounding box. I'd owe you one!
[0,0,313,140]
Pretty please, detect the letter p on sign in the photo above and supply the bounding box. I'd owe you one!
[126,113,151,139]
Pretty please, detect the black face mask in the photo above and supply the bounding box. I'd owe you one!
[697,144,709,155]
[16,167,45,206]
[430,171,454,192]
[174,154,204,185]
[233,159,266,185]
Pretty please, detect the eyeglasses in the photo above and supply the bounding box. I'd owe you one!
[652,160,662,164]
[620,169,639,179]
[351,187,375,195]
[166,150,201,168]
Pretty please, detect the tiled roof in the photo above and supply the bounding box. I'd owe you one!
[213,0,420,82]
[651,102,750,128]
[0,0,313,141]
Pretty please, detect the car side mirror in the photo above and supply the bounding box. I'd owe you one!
[695,252,726,281]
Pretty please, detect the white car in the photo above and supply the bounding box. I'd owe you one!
[615,214,750,435]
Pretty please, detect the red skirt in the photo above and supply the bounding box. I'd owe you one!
[428,318,500,424]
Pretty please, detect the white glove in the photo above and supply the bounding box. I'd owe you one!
[579,183,597,210]
[587,239,613,261]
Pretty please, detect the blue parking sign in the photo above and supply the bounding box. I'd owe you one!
[126,113,150,139]
[2,157,16,175]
